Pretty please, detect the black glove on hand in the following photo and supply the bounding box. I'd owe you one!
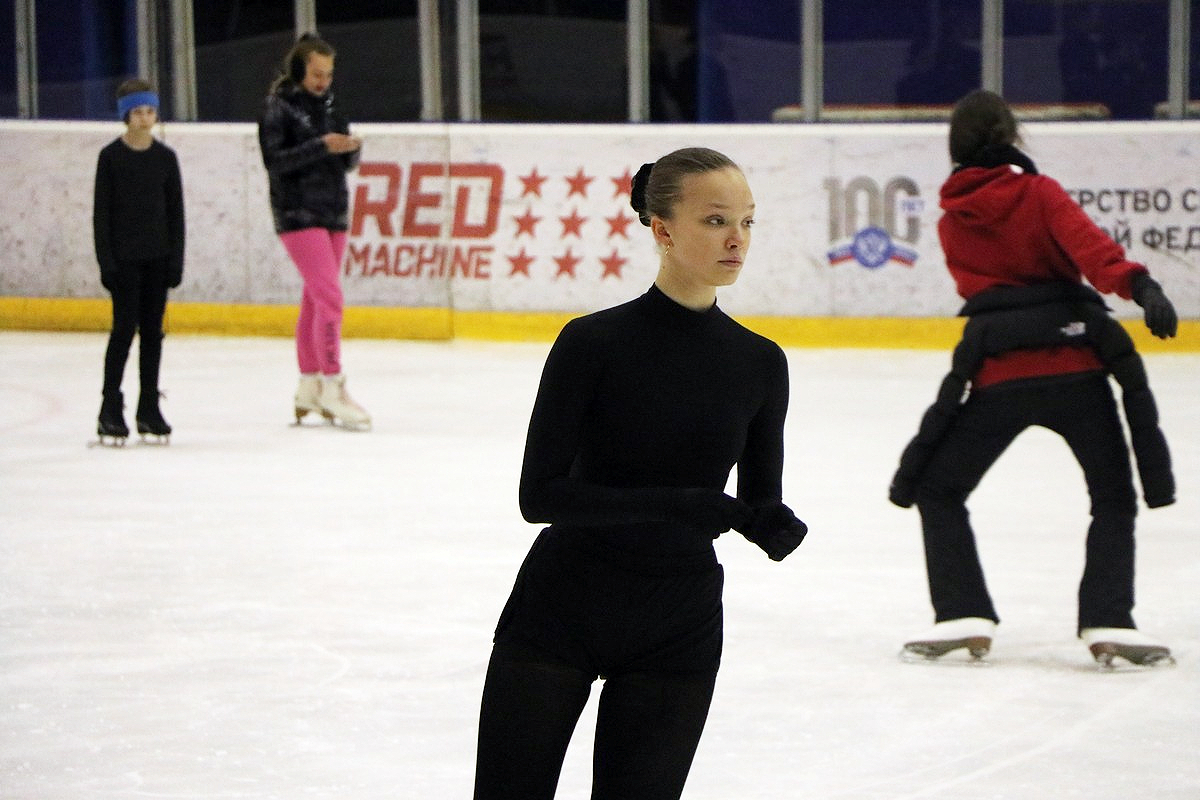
[100,269,115,292]
[667,488,752,538]
[1131,273,1177,339]
[167,258,183,289]
[738,501,808,561]
[888,474,915,509]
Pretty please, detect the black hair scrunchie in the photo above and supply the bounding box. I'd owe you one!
[955,143,1038,175]
[630,162,655,226]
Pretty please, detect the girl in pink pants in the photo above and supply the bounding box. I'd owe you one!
[258,33,369,430]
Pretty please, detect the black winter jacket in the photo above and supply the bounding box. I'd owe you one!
[257,82,360,233]
[889,283,1174,510]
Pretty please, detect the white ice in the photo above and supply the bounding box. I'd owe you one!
[2,330,1197,799]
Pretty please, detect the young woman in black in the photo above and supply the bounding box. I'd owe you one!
[93,78,184,443]
[473,147,808,800]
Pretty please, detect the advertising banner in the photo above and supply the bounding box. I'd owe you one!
[1,121,1196,321]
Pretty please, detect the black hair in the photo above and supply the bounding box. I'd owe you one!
[116,77,154,122]
[117,77,153,99]
[948,89,1021,166]
[630,147,740,226]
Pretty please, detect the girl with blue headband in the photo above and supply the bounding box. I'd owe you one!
[93,78,185,445]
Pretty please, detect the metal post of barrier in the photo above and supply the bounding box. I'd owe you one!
[456,0,481,121]
[627,0,650,122]
[419,0,444,121]
[15,0,37,119]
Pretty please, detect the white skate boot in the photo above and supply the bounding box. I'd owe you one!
[294,374,328,423]
[902,617,995,662]
[318,373,371,430]
[1081,628,1175,669]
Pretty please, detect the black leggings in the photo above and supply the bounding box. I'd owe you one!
[103,258,168,398]
[474,641,717,800]
[475,531,723,799]
[915,374,1138,632]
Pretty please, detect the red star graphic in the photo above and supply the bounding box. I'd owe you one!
[513,206,541,237]
[605,208,634,239]
[611,167,633,198]
[507,247,535,277]
[599,248,627,279]
[559,208,587,238]
[518,168,548,198]
[565,168,594,198]
[553,248,581,278]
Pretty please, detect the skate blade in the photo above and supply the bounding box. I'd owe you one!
[87,435,128,448]
[331,417,372,432]
[901,637,991,665]
[137,433,171,445]
[1090,643,1176,670]
[295,407,338,424]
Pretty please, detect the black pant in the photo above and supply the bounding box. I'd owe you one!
[475,642,717,800]
[475,530,723,800]
[103,258,168,400]
[915,374,1138,633]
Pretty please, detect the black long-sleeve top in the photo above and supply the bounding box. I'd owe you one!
[519,284,790,559]
[92,138,185,283]
[257,83,360,233]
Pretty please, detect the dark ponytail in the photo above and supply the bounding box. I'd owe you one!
[630,162,656,226]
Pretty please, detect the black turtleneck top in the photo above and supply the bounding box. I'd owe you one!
[518,284,790,559]
[93,138,184,277]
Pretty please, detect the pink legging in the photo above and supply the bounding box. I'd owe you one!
[279,228,347,376]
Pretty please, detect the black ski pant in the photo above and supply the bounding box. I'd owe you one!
[914,373,1138,633]
[103,257,168,401]
[475,530,722,800]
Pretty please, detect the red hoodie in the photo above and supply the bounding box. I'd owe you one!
[938,164,1148,387]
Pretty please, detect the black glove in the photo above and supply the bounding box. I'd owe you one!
[100,268,116,292]
[737,501,808,561]
[665,488,752,538]
[888,473,916,509]
[1131,273,1177,339]
[167,258,183,289]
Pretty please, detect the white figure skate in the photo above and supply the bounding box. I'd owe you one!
[1081,628,1175,669]
[902,617,995,663]
[317,373,371,431]
[294,373,329,424]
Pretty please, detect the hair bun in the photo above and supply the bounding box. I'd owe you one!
[630,162,655,226]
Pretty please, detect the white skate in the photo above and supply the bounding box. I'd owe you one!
[902,617,995,663]
[1081,628,1175,669]
[294,373,329,423]
[318,373,371,431]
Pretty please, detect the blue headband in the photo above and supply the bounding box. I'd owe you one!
[117,91,159,119]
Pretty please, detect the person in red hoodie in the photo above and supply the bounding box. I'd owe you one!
[892,90,1178,668]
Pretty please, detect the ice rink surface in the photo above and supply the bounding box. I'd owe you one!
[2,330,1197,799]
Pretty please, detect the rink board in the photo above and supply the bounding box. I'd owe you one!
[1,295,1195,351]
[1,119,1197,345]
